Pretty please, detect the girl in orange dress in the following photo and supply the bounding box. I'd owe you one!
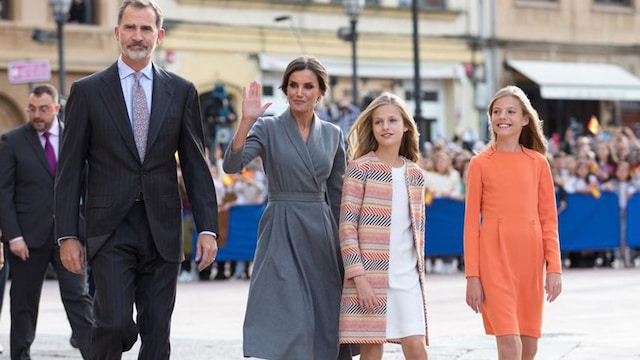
[463,86,562,360]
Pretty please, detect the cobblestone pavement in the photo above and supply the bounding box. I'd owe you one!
[0,267,638,359]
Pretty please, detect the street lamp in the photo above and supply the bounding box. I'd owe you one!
[411,0,431,143]
[49,0,71,101]
[343,0,365,108]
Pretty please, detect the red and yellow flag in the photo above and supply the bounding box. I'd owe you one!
[222,174,235,187]
[587,115,601,135]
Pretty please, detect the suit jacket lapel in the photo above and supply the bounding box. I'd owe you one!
[306,114,322,160]
[281,110,320,188]
[23,124,53,176]
[97,62,140,162]
[146,65,173,155]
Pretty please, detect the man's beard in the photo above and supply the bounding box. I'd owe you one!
[122,43,154,61]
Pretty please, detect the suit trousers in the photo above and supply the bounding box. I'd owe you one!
[8,239,94,360]
[89,201,180,360]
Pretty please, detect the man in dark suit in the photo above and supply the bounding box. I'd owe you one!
[54,1,219,359]
[0,84,94,360]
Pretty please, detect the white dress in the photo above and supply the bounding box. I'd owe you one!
[386,163,426,339]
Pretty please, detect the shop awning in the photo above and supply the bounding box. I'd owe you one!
[506,60,640,101]
[259,53,464,80]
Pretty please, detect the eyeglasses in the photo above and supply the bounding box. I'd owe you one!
[26,105,52,115]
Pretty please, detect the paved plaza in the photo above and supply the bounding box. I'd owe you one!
[0,267,638,359]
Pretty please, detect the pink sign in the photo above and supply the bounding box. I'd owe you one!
[8,60,52,84]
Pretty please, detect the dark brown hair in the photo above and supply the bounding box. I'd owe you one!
[31,84,59,104]
[278,55,329,98]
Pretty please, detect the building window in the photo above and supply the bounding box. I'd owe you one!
[404,90,439,102]
[398,0,445,9]
[262,85,275,97]
[423,91,439,102]
[594,0,632,5]
[67,0,94,24]
[329,0,380,6]
[0,0,10,20]
[515,0,560,8]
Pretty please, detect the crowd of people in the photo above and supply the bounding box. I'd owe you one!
[178,147,266,283]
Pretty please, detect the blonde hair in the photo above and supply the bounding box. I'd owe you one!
[347,92,420,162]
[487,85,547,155]
[432,151,453,176]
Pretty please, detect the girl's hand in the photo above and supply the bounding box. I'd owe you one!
[466,277,484,313]
[241,81,272,126]
[353,275,379,313]
[545,272,562,302]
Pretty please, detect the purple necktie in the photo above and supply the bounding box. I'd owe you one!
[43,131,57,175]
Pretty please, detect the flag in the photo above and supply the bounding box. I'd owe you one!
[425,188,434,206]
[222,174,235,187]
[587,115,601,135]
[590,183,601,199]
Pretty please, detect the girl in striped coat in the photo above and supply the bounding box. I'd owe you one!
[338,92,429,360]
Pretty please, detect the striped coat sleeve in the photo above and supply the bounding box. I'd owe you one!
[339,160,368,280]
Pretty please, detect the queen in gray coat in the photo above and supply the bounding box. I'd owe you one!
[223,56,351,359]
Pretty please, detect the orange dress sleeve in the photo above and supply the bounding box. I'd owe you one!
[537,156,562,274]
[463,155,482,278]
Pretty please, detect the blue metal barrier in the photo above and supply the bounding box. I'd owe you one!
[216,203,264,261]
[627,193,640,248]
[425,198,464,256]
[218,192,630,260]
[558,192,620,251]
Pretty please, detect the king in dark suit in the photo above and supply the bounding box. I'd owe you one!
[0,84,94,360]
[54,1,219,359]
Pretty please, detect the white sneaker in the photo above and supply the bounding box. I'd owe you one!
[425,259,433,274]
[189,266,199,281]
[433,258,444,274]
[178,270,193,283]
[442,262,456,274]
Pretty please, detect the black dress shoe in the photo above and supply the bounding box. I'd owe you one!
[213,272,228,280]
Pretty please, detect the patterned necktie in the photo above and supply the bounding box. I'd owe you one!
[43,131,57,174]
[132,71,149,162]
